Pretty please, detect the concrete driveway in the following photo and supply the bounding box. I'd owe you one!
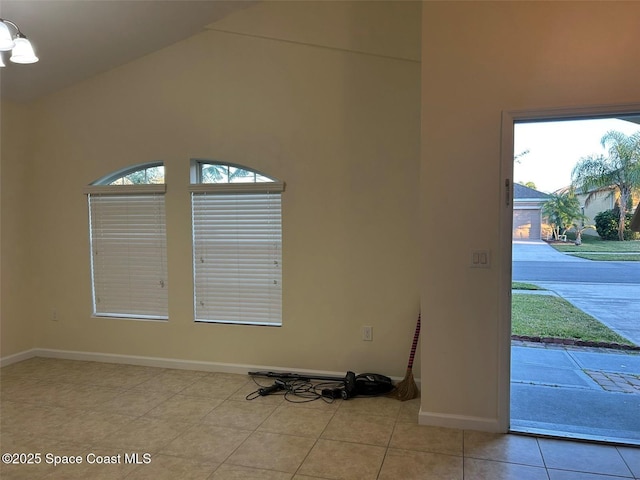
[512,241,640,346]
[513,240,586,263]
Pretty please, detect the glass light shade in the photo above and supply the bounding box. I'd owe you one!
[0,21,15,51]
[10,36,38,64]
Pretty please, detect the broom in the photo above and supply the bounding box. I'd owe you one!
[390,313,421,401]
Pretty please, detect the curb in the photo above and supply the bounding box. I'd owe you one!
[511,335,640,352]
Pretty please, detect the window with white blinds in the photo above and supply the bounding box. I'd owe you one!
[191,163,284,326]
[85,184,168,320]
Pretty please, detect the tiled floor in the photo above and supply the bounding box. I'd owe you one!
[1,357,639,480]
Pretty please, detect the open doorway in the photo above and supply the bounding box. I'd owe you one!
[501,107,640,445]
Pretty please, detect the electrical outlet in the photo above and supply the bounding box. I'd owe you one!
[362,326,373,341]
[51,308,58,321]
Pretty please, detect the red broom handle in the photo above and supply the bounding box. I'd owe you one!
[406,313,421,369]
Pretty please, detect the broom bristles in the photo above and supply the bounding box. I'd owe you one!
[389,368,420,401]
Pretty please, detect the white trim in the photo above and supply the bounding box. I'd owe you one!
[0,348,417,385]
[89,161,164,186]
[83,184,166,195]
[190,159,281,185]
[189,182,285,194]
[506,103,640,123]
[34,349,263,374]
[418,409,503,433]
[0,349,38,367]
[498,110,515,433]
[500,102,640,434]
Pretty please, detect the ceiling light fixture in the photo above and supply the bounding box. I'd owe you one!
[0,18,38,66]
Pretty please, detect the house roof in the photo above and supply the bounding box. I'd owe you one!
[514,183,550,200]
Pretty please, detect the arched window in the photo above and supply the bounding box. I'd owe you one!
[198,163,272,184]
[190,161,284,326]
[103,163,165,185]
[84,163,168,320]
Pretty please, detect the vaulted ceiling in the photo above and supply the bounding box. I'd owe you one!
[0,0,256,102]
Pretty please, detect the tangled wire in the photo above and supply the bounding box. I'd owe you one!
[245,377,346,403]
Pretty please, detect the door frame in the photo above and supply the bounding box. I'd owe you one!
[498,102,640,432]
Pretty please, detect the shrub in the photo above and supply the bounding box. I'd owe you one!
[594,209,639,240]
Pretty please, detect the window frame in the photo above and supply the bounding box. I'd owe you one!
[84,163,168,321]
[190,160,284,326]
[99,161,165,186]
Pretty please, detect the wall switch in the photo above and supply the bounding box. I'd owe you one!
[362,326,373,341]
[470,250,491,268]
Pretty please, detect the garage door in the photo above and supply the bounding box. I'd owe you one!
[513,209,541,240]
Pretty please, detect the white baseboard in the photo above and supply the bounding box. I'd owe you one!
[418,409,505,433]
[0,349,39,368]
[33,348,263,375]
[1,348,416,385]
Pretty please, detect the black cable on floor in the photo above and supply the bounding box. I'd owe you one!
[245,377,343,403]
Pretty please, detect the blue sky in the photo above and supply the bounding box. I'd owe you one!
[514,118,640,194]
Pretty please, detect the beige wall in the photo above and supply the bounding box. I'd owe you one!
[578,189,640,237]
[420,1,640,430]
[4,0,640,434]
[579,190,615,236]
[1,101,35,358]
[1,1,421,376]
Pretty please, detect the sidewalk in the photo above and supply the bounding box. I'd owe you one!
[513,240,640,345]
[532,282,640,346]
[511,342,640,445]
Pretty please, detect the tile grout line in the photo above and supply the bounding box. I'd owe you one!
[536,435,551,480]
[375,403,405,479]
[204,377,281,476]
[3,358,638,479]
[290,388,344,479]
[461,430,465,479]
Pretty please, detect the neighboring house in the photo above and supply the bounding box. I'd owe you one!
[562,186,639,236]
[574,187,615,237]
[513,183,551,240]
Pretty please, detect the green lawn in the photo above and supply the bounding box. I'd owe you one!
[511,293,635,346]
[567,253,640,261]
[513,235,638,345]
[550,235,640,261]
[512,282,544,290]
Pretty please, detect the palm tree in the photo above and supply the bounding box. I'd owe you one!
[542,190,587,242]
[569,220,596,246]
[201,164,253,183]
[571,130,640,241]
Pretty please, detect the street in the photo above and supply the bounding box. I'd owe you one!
[513,260,640,284]
[512,241,640,346]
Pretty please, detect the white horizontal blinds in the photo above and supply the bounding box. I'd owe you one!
[192,190,282,325]
[88,189,168,319]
